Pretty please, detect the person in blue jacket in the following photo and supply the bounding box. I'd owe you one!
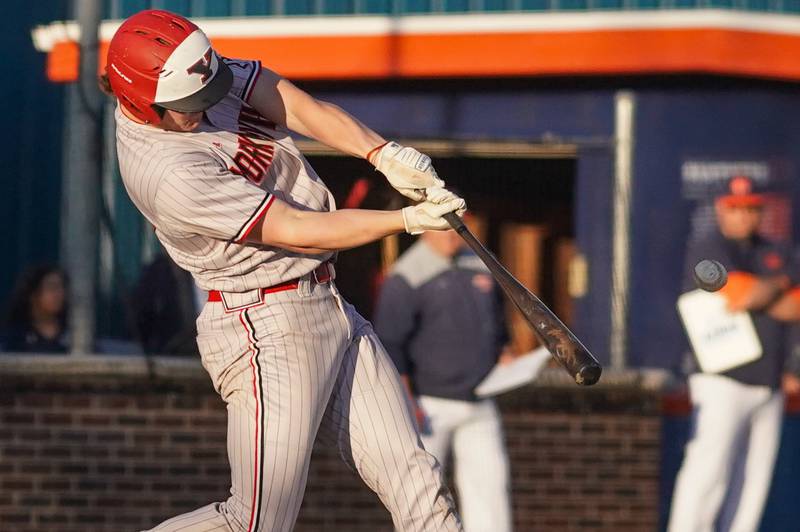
[375,227,514,532]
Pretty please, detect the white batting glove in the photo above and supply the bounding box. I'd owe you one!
[424,186,467,215]
[401,198,465,235]
[372,142,445,202]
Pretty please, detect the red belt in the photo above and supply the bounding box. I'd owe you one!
[207,262,333,302]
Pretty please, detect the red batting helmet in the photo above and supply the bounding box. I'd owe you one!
[106,10,233,124]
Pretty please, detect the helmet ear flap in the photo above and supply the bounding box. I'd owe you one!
[120,94,144,118]
[120,94,139,113]
[115,90,163,124]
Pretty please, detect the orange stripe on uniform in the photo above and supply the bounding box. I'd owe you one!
[786,287,800,306]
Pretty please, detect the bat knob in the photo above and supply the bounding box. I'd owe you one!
[575,364,602,386]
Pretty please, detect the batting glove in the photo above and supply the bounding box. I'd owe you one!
[371,141,445,202]
[401,197,465,235]
[424,186,467,215]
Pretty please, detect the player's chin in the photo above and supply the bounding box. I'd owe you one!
[161,110,203,132]
[178,114,203,131]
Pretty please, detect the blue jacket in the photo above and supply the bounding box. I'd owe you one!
[374,240,509,401]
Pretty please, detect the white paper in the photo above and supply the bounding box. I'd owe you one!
[677,289,763,374]
[474,347,551,398]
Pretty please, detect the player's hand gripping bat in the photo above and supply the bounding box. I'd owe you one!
[443,212,602,386]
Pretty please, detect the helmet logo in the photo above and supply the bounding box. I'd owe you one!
[111,63,132,84]
[186,49,213,84]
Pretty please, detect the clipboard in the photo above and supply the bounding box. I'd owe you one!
[677,289,762,374]
[474,347,551,397]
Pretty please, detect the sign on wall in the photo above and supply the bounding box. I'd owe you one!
[681,159,791,243]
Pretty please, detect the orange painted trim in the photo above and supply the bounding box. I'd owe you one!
[48,41,80,82]
[48,28,800,82]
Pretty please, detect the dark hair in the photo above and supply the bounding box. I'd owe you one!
[5,264,68,331]
[98,72,114,96]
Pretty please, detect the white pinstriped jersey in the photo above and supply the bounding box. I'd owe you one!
[115,58,335,293]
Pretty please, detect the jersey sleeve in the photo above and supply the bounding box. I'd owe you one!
[222,57,262,103]
[154,158,273,243]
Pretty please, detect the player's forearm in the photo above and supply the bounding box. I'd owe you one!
[288,100,384,160]
[258,204,404,252]
[767,289,800,321]
[293,209,404,250]
[739,280,782,311]
[721,272,788,312]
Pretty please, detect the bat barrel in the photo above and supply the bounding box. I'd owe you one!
[576,364,602,386]
[443,211,603,387]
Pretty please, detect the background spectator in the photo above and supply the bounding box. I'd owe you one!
[3,264,68,353]
[131,252,201,356]
[668,176,795,532]
[375,227,514,532]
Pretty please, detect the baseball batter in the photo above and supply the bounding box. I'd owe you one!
[104,10,465,532]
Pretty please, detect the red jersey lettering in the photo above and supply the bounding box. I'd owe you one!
[229,106,276,184]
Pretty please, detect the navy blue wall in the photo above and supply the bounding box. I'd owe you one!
[628,88,800,370]
[312,85,617,363]
[310,81,800,368]
[1,1,67,308]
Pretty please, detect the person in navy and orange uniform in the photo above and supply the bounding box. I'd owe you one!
[668,175,799,532]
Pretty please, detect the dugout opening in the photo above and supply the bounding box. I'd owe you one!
[305,140,577,354]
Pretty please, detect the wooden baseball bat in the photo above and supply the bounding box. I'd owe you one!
[443,212,602,386]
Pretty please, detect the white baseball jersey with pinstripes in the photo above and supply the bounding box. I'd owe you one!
[115,58,462,532]
[116,58,333,294]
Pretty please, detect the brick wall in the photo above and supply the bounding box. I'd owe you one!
[0,356,665,532]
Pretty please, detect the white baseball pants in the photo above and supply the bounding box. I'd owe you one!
[667,373,784,532]
[143,281,461,532]
[417,395,513,532]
